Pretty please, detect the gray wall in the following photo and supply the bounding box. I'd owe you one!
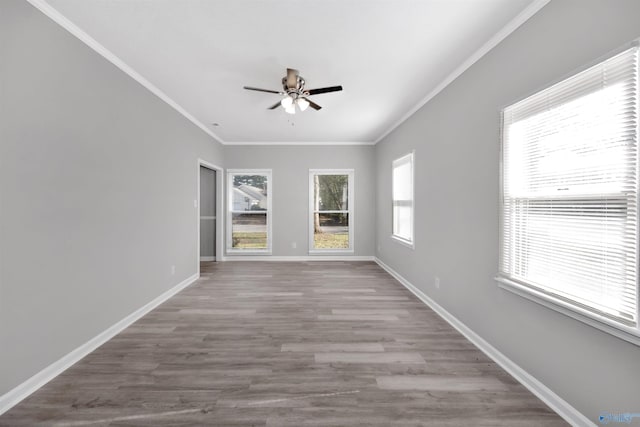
[0,0,223,395]
[224,145,375,257]
[375,0,640,421]
[199,167,216,258]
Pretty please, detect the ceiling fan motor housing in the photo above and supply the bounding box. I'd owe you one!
[282,75,306,95]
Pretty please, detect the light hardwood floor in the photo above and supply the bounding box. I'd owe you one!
[0,261,567,426]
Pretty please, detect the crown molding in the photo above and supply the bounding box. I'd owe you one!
[224,141,376,146]
[25,0,224,144]
[373,0,551,144]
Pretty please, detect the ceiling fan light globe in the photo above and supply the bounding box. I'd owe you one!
[281,95,294,108]
[297,98,309,112]
[284,104,296,115]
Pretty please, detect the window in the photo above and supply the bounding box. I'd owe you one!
[309,170,354,252]
[227,169,272,254]
[392,152,414,246]
[498,44,639,343]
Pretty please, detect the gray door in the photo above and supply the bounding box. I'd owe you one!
[200,166,216,261]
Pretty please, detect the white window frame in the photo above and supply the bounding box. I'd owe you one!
[497,42,640,346]
[226,169,272,255]
[391,152,415,249]
[308,169,354,254]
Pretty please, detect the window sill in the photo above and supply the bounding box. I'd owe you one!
[496,276,640,347]
[391,235,414,249]
[309,249,354,255]
[226,250,272,256]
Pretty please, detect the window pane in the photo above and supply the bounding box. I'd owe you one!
[313,213,349,249]
[506,83,631,197]
[393,203,413,241]
[232,213,267,249]
[232,175,268,212]
[393,160,412,201]
[314,175,349,211]
[507,197,635,320]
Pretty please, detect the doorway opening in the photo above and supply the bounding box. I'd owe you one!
[198,160,223,275]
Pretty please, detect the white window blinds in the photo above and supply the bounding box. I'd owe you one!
[500,45,639,329]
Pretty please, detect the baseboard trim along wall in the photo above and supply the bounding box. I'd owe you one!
[222,255,375,262]
[200,256,216,261]
[0,273,200,416]
[373,257,594,427]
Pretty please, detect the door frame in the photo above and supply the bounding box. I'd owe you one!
[197,159,224,275]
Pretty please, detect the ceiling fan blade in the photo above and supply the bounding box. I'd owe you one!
[243,86,281,94]
[304,98,322,111]
[268,101,281,110]
[286,68,299,88]
[306,85,343,95]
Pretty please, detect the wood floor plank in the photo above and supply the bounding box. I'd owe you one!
[0,261,567,426]
[179,308,256,315]
[281,343,385,352]
[313,288,376,294]
[237,292,303,297]
[331,308,410,316]
[340,295,410,301]
[376,375,510,391]
[315,352,426,364]
[317,314,399,321]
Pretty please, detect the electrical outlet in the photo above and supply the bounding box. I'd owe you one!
[171,265,176,275]
[434,276,440,289]
[291,242,297,249]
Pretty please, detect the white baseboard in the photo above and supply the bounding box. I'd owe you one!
[199,256,215,261]
[374,257,593,427]
[223,255,375,262]
[0,273,200,416]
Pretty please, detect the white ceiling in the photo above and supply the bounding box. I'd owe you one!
[41,0,544,144]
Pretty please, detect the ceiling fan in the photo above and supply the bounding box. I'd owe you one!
[243,68,343,114]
